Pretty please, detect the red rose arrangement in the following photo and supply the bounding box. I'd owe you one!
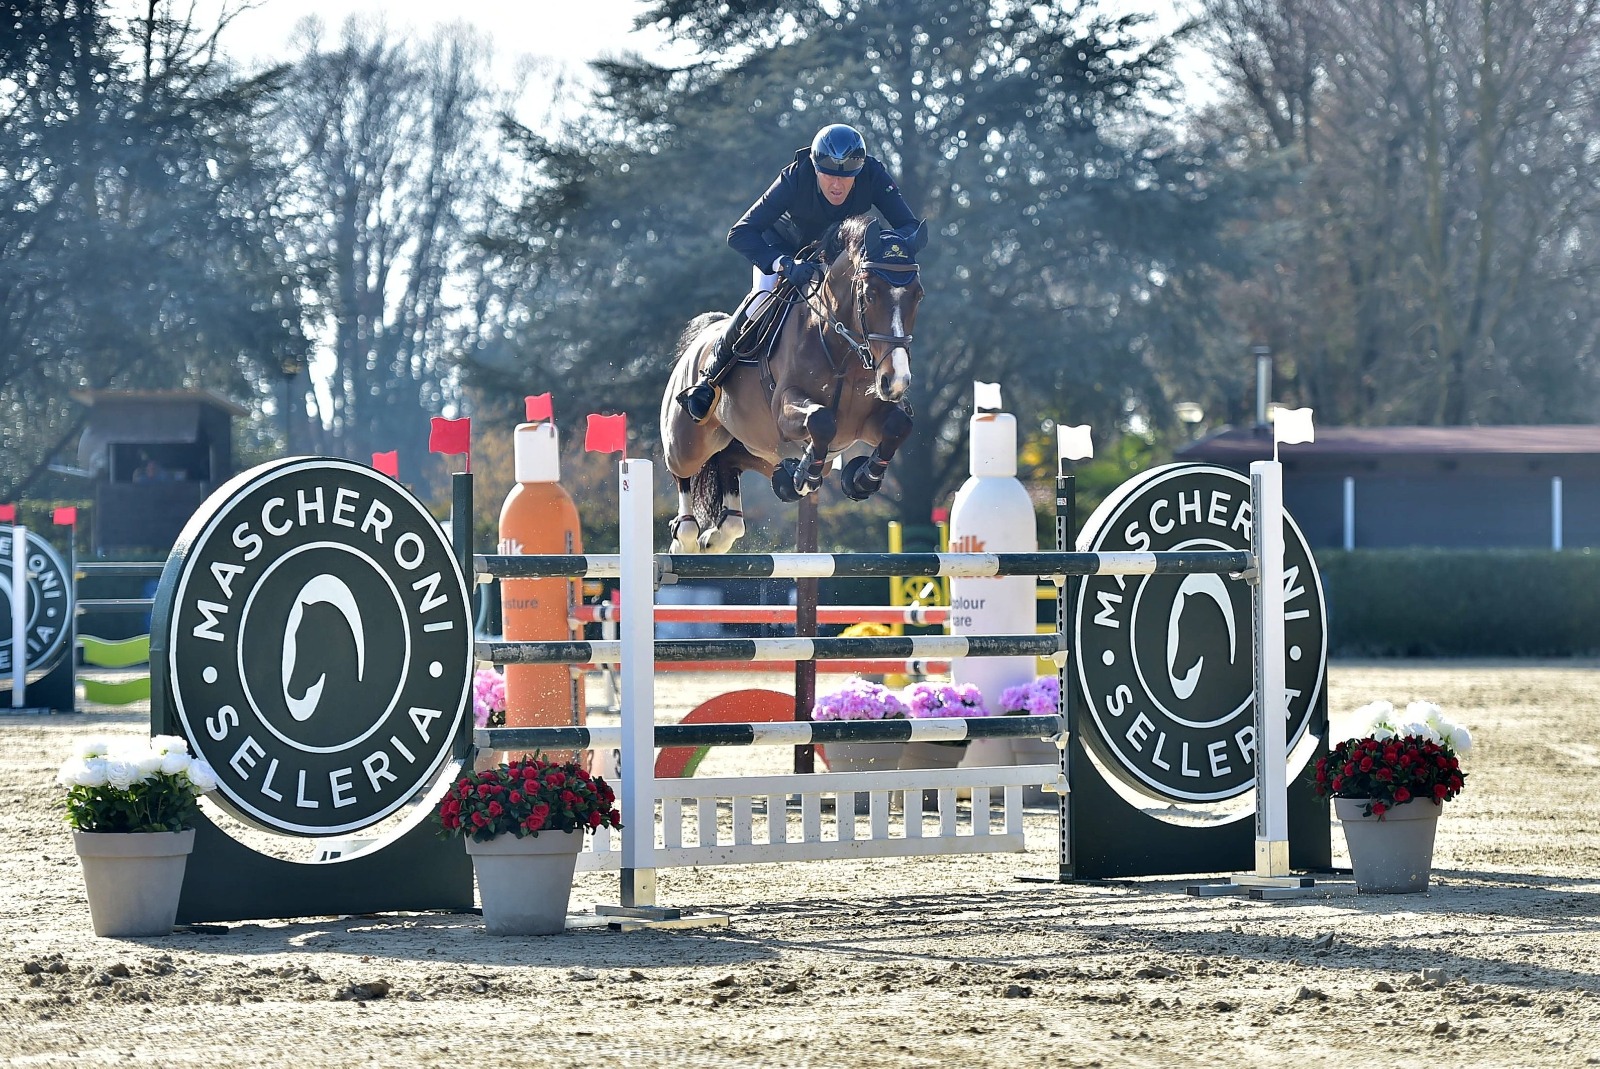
[434,755,621,843]
[1309,701,1470,820]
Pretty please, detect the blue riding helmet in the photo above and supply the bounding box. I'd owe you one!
[810,124,867,177]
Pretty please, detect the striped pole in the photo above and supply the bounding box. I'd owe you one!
[577,659,952,675]
[572,604,953,626]
[478,632,1064,665]
[477,549,1252,582]
[478,714,1063,754]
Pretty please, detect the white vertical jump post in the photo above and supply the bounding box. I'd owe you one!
[616,459,658,910]
[1194,406,1317,897]
[10,525,25,708]
[1250,457,1289,877]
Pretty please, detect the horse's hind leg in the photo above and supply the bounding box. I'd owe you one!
[668,478,702,553]
[842,404,912,501]
[698,449,747,553]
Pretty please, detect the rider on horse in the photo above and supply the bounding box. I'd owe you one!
[676,123,923,424]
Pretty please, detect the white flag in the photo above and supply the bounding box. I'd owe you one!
[1057,424,1094,462]
[973,381,1003,411]
[1274,407,1316,446]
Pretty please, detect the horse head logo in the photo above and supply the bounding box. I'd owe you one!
[1165,573,1236,701]
[282,574,365,723]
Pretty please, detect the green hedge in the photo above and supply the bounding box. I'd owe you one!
[1316,549,1600,656]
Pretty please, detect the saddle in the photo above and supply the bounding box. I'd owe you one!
[730,287,793,365]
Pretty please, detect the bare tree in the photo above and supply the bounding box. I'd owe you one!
[273,18,507,479]
[1197,0,1600,425]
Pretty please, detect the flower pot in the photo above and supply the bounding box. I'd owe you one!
[819,741,907,814]
[72,829,195,938]
[897,740,969,810]
[465,830,583,935]
[1335,797,1442,894]
[821,740,907,774]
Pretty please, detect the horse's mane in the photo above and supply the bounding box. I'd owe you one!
[821,214,875,265]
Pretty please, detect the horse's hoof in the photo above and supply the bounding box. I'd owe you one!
[771,460,803,503]
[702,513,745,553]
[841,455,881,501]
[668,516,700,553]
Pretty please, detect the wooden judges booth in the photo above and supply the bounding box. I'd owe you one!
[72,390,245,556]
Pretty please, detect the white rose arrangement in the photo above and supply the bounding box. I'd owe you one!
[58,735,218,833]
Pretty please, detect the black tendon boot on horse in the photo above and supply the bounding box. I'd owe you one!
[676,314,741,424]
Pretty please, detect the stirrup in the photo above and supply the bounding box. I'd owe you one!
[678,382,720,424]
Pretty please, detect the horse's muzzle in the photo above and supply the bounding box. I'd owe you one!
[876,348,911,402]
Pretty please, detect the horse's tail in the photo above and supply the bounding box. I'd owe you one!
[689,463,726,536]
[677,312,728,364]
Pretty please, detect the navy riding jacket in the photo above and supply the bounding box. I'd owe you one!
[728,148,918,273]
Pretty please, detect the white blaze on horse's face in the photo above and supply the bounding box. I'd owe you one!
[870,280,921,403]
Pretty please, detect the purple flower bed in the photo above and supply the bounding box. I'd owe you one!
[902,680,990,718]
[998,675,1060,716]
[812,676,910,721]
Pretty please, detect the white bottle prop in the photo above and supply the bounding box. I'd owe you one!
[949,410,1038,722]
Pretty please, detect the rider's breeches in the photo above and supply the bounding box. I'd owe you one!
[745,266,777,321]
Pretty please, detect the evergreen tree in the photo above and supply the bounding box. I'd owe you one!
[0,1,304,499]
[477,0,1238,533]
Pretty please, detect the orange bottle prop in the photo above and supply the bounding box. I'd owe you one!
[498,422,584,737]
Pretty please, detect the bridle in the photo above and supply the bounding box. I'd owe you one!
[804,259,920,373]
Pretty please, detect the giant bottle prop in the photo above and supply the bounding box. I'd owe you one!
[949,411,1038,753]
[497,422,584,734]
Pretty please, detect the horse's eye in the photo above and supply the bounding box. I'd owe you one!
[862,290,875,304]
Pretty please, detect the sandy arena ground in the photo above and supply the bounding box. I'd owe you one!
[1,662,1597,1067]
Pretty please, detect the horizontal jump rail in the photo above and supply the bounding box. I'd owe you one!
[576,658,952,675]
[75,598,155,614]
[574,604,952,625]
[476,549,1253,582]
[477,714,1062,753]
[74,562,163,579]
[478,632,1065,666]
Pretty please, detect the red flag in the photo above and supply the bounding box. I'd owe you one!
[525,393,553,423]
[371,451,399,478]
[53,506,77,526]
[428,416,471,455]
[0,503,13,522]
[585,413,628,454]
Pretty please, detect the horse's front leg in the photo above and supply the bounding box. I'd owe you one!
[842,403,912,501]
[772,393,836,502]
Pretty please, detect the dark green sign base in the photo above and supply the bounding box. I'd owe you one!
[175,806,474,924]
[0,657,75,713]
[1062,710,1332,881]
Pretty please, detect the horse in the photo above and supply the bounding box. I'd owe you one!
[659,214,928,553]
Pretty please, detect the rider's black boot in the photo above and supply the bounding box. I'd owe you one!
[678,317,741,424]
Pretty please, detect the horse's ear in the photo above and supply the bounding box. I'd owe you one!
[864,219,884,260]
[908,219,929,254]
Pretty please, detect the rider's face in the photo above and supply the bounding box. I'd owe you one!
[818,172,855,206]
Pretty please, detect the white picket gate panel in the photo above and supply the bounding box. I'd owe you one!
[575,763,1052,872]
